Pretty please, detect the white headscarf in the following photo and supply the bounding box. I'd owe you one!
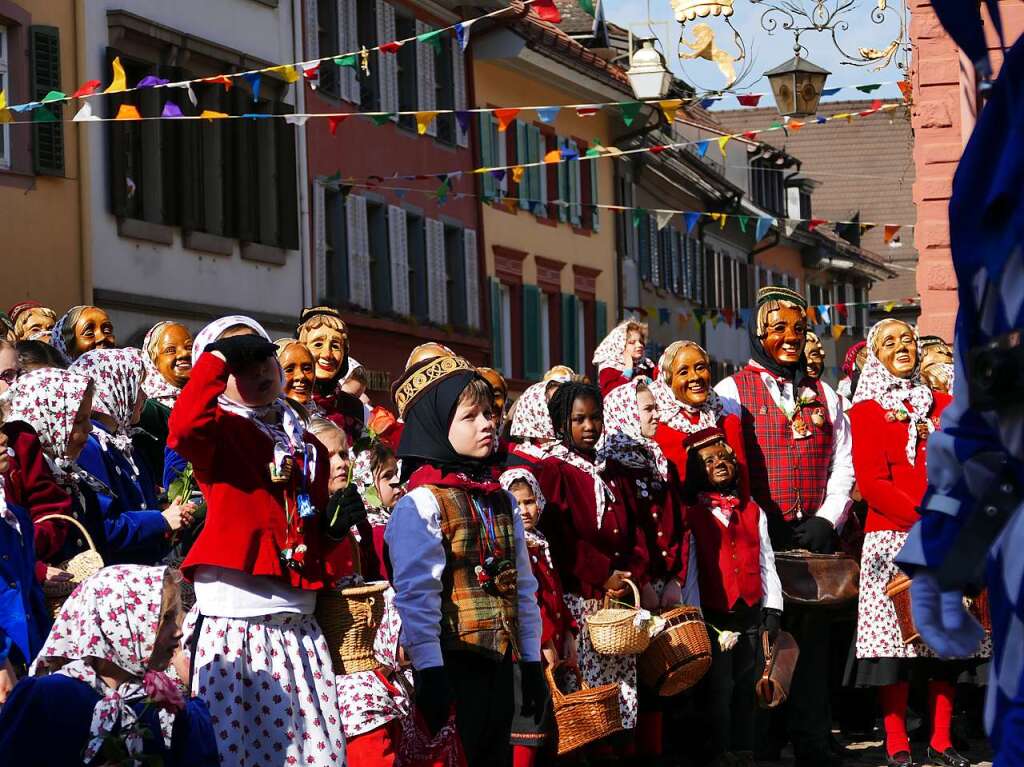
[69,348,146,468]
[592,319,653,373]
[509,381,557,461]
[651,341,722,434]
[499,467,551,566]
[853,320,935,466]
[598,377,669,481]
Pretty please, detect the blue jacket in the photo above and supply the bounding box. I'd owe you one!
[162,446,189,492]
[0,498,49,666]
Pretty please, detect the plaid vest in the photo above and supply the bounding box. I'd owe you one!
[732,366,833,522]
[430,485,520,661]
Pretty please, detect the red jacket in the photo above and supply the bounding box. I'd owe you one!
[597,361,658,396]
[528,543,577,648]
[2,422,74,582]
[169,354,355,590]
[617,463,689,582]
[654,412,749,496]
[536,456,649,600]
[849,393,951,534]
[687,494,763,612]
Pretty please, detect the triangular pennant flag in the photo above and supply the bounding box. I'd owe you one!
[455,22,471,51]
[815,116,827,124]
[755,217,774,241]
[415,111,439,135]
[710,212,726,230]
[335,54,359,68]
[161,102,184,118]
[173,82,198,107]
[659,99,682,124]
[576,106,600,118]
[512,166,525,183]
[883,301,896,313]
[856,83,882,94]
[737,94,761,107]
[72,102,100,122]
[831,324,847,341]
[114,104,142,120]
[737,214,749,233]
[41,90,66,103]
[818,305,831,325]
[884,224,901,244]
[619,102,641,127]
[369,113,393,125]
[784,218,797,237]
[302,62,321,87]
[328,115,348,135]
[455,110,470,135]
[104,57,127,94]
[72,80,102,98]
[579,0,595,14]
[806,306,818,324]
[533,0,563,22]
[685,212,701,233]
[243,73,262,102]
[807,218,827,232]
[738,308,752,328]
[655,211,673,230]
[269,65,300,84]
[835,303,848,319]
[204,74,233,90]
[787,119,805,133]
[709,310,721,328]
[859,99,883,116]
[717,135,730,156]
[32,106,57,123]
[649,145,668,154]
[417,28,444,53]
[659,308,671,326]
[584,146,601,158]
[379,41,402,54]
[201,110,230,120]
[490,169,506,182]
[694,308,706,327]
[722,308,735,327]
[821,87,842,97]
[536,106,560,124]
[494,108,519,132]
[742,130,759,140]
[695,140,710,158]
[897,79,912,102]
[544,149,561,163]
[632,210,643,228]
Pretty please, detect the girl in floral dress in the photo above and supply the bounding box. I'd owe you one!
[592,320,656,396]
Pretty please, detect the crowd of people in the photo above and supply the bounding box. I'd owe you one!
[0,289,987,767]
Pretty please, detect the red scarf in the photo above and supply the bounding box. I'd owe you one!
[406,464,502,494]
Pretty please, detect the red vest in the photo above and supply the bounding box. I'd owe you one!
[688,495,763,611]
[731,366,832,522]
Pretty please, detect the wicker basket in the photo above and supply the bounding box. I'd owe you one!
[587,578,651,656]
[638,605,712,696]
[37,514,104,618]
[546,662,623,755]
[885,572,920,645]
[316,581,388,675]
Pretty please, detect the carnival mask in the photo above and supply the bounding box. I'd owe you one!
[760,306,807,366]
[669,344,711,407]
[304,325,346,382]
[697,441,737,489]
[874,320,917,379]
[155,323,193,388]
[73,307,116,356]
[280,343,316,404]
[18,308,55,342]
[804,336,825,381]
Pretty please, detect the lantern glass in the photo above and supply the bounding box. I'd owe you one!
[627,39,672,101]
[765,55,830,118]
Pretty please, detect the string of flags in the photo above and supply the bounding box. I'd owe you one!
[696,79,912,110]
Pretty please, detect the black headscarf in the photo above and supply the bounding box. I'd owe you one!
[748,294,809,383]
[397,368,488,482]
[547,381,603,447]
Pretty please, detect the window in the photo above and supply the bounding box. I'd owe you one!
[434,33,455,144]
[316,0,340,97]
[367,202,391,311]
[540,292,551,371]
[312,0,359,102]
[395,13,417,131]
[407,213,428,320]
[0,26,9,169]
[516,121,546,216]
[324,187,349,303]
[478,113,505,198]
[357,0,380,110]
[444,224,467,327]
[750,156,785,217]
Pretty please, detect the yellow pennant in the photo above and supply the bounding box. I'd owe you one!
[105,57,127,94]
[415,111,438,135]
[883,301,896,313]
[0,90,10,124]
[512,166,525,183]
[114,104,142,120]
[831,324,847,341]
[544,149,561,164]
[659,99,682,124]
[269,65,300,84]
[717,135,730,156]
[710,212,726,229]
[200,110,229,120]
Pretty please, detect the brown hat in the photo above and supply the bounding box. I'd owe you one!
[682,426,727,452]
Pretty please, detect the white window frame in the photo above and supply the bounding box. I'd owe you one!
[0,25,10,170]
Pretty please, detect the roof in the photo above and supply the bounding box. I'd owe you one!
[711,99,917,301]
[551,0,598,36]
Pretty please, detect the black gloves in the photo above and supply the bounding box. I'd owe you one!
[518,661,550,720]
[793,516,836,554]
[324,484,367,540]
[761,607,783,644]
[414,665,453,736]
[205,334,278,368]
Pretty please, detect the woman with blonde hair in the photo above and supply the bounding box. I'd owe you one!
[592,320,656,395]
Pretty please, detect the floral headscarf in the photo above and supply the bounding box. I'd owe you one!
[2,367,92,473]
[598,378,669,481]
[509,381,557,461]
[499,468,550,566]
[30,565,175,764]
[70,348,145,445]
[852,320,935,466]
[351,448,401,527]
[141,322,188,405]
[191,314,270,364]
[651,341,722,433]
[592,320,652,373]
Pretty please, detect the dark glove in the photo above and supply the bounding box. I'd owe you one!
[414,665,453,736]
[793,516,835,554]
[518,661,549,719]
[323,484,367,540]
[761,607,783,644]
[205,334,278,369]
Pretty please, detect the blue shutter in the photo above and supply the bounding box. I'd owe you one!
[595,300,608,343]
[522,284,542,380]
[490,277,503,368]
[561,293,578,368]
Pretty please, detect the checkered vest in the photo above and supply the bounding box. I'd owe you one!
[731,366,833,522]
[430,485,520,661]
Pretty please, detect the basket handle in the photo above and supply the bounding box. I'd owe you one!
[36,514,99,555]
[545,660,585,704]
[602,576,641,609]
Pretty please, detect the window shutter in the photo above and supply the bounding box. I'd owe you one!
[426,218,448,324]
[516,120,530,210]
[569,140,581,226]
[557,138,568,223]
[346,195,371,308]
[452,37,467,147]
[590,160,599,231]
[496,116,507,195]
[638,213,650,281]
[595,300,608,342]
[478,113,495,199]
[305,0,320,60]
[376,0,398,117]
[313,181,327,300]
[522,285,542,380]
[388,205,410,315]
[561,293,578,368]
[649,215,660,286]
[491,278,503,369]
[464,228,480,328]
[30,26,64,176]
[528,125,545,215]
[339,0,360,103]
[696,242,706,304]
[415,20,437,136]
[275,102,300,250]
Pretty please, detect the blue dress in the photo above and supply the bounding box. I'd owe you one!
[0,498,49,666]
[0,674,218,766]
[74,423,169,565]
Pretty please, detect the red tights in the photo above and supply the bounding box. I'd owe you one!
[878,680,956,757]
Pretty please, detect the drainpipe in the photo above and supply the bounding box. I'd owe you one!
[74,0,92,304]
[293,0,312,307]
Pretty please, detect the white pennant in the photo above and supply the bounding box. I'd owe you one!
[72,102,100,121]
[285,114,311,126]
[655,210,674,230]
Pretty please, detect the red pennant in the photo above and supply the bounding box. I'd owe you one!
[576,107,600,117]
[533,0,562,22]
[737,94,762,107]
[494,108,520,132]
[379,41,402,54]
[649,145,668,154]
[722,308,735,326]
[742,130,759,140]
[303,64,321,81]
[858,99,883,117]
[897,80,912,102]
[328,115,349,135]
[204,75,233,90]
[807,218,827,232]
[835,303,848,319]
[72,80,102,98]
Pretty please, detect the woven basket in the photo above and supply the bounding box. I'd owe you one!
[316,581,388,675]
[587,578,651,656]
[37,514,104,618]
[885,572,920,645]
[546,662,623,755]
[638,605,712,696]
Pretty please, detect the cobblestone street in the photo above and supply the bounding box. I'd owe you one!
[771,736,994,767]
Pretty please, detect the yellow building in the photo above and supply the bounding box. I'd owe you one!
[470,5,653,388]
[0,0,86,313]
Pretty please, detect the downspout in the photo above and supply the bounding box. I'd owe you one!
[293,0,312,307]
[74,0,92,304]
[464,44,490,366]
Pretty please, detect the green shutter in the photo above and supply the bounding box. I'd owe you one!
[479,113,495,199]
[561,293,578,369]
[591,160,599,232]
[595,300,608,343]
[30,26,64,176]
[491,277,503,369]
[522,284,542,380]
[557,138,568,223]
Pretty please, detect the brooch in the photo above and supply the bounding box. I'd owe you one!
[269,456,294,483]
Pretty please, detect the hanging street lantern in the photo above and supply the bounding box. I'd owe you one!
[764,53,830,117]
[627,38,673,101]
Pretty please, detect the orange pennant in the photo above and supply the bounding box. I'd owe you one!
[831,324,847,341]
[884,224,901,244]
[114,104,142,120]
[494,108,520,132]
[200,110,229,120]
[512,166,525,183]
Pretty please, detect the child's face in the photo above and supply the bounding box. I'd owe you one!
[340,378,366,398]
[375,458,405,510]
[318,428,351,494]
[625,330,645,363]
[512,484,539,530]
[697,442,737,488]
[225,357,283,407]
[569,395,603,452]
[448,397,495,458]
[149,585,183,672]
[67,389,94,460]
[637,387,658,439]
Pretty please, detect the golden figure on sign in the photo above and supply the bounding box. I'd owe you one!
[670,0,734,23]
[677,23,740,88]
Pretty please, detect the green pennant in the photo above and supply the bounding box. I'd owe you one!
[632,210,642,228]
[369,113,394,125]
[770,121,782,130]
[324,170,343,185]
[33,107,58,123]
[619,101,642,127]
[579,0,595,13]
[334,54,359,68]
[856,83,882,93]
[584,146,601,158]
[417,28,443,54]
[737,214,749,233]
[41,90,66,103]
